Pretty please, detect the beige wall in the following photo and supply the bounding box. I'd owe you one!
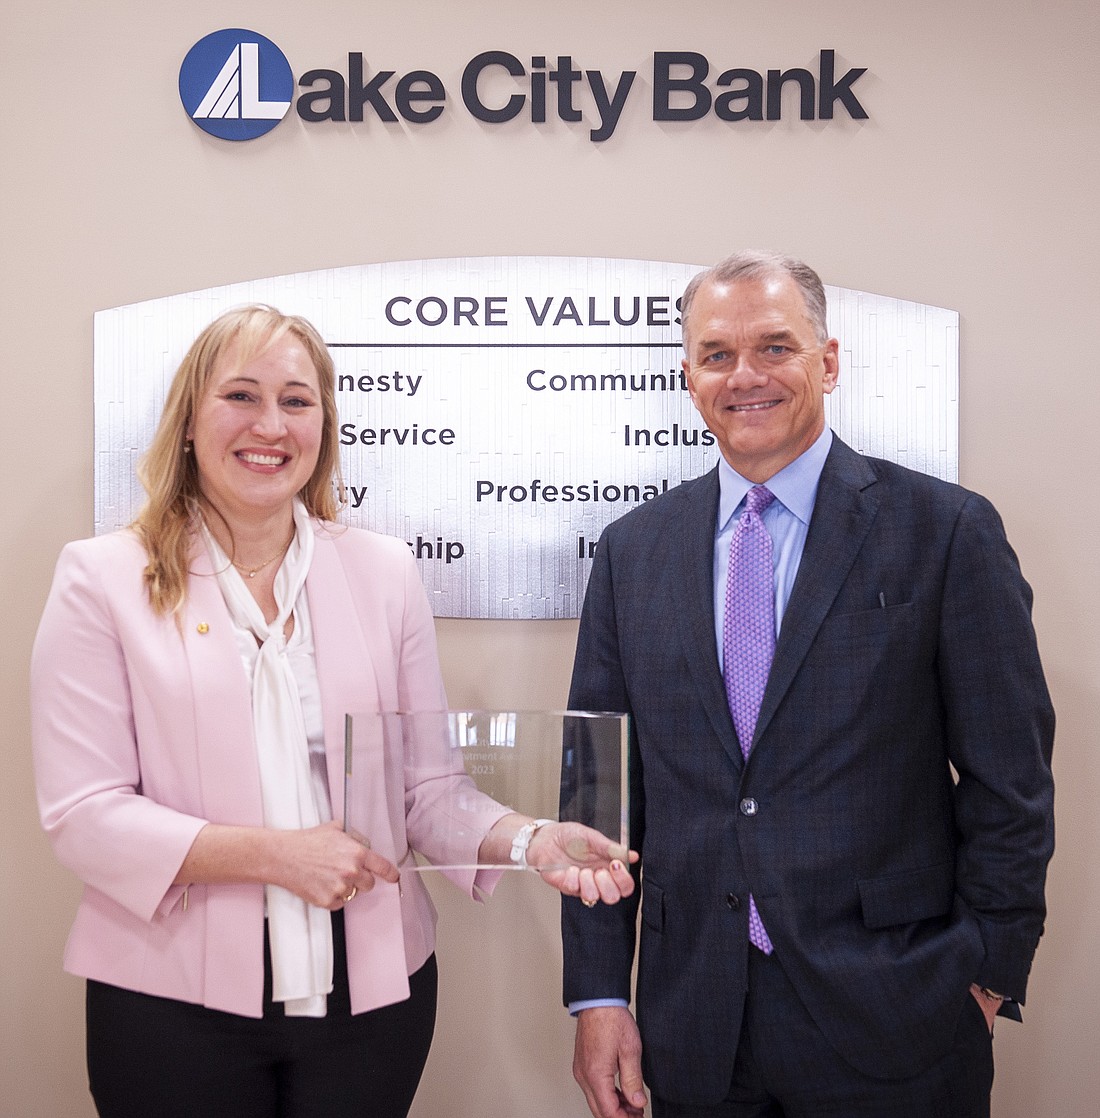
[3,2,1097,1114]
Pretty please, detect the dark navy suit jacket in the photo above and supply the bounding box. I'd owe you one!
[563,435,1054,1106]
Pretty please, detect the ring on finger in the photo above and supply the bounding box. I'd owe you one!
[343,886,358,903]
[581,897,597,908]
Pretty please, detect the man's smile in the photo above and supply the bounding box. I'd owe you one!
[727,400,781,413]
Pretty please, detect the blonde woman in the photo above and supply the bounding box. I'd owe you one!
[32,305,634,1118]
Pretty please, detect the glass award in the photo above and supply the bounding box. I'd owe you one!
[343,710,628,872]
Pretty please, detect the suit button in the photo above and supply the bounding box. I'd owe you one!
[739,798,758,816]
[726,893,740,910]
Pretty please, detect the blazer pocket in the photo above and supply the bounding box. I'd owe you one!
[818,601,913,640]
[857,862,954,930]
[641,879,666,934]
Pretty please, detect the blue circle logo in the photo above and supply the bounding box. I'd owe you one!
[179,29,293,141]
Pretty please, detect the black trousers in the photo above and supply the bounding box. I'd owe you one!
[86,912,437,1118]
[652,948,994,1118]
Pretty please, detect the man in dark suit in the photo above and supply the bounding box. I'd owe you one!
[562,251,1055,1118]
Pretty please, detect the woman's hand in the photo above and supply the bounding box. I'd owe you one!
[177,820,400,910]
[267,821,400,909]
[478,814,638,905]
[526,821,638,905]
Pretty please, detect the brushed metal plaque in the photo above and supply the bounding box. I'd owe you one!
[94,257,958,618]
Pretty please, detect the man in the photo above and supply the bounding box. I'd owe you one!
[562,251,1054,1118]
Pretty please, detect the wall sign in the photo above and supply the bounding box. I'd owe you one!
[94,257,958,618]
[178,29,870,142]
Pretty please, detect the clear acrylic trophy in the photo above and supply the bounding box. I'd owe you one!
[344,710,628,872]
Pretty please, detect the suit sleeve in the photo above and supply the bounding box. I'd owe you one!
[938,493,1055,1004]
[31,542,208,922]
[562,529,645,1006]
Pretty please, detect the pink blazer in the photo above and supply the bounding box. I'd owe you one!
[32,521,507,1018]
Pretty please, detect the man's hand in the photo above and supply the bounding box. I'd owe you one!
[969,983,1004,1034]
[573,1005,647,1118]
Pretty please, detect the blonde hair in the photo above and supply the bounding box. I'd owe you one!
[131,305,344,615]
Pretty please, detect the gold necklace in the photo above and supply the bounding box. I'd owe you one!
[231,536,293,579]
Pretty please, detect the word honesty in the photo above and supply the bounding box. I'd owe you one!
[290,49,867,142]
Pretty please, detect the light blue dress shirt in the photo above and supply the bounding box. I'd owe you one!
[713,426,832,667]
[569,426,833,1017]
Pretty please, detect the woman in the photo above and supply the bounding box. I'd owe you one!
[31,305,635,1118]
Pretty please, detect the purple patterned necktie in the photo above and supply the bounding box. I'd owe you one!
[723,484,776,954]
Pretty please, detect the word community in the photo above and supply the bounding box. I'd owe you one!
[527,368,687,394]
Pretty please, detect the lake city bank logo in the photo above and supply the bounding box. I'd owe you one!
[179,29,293,140]
[179,29,870,143]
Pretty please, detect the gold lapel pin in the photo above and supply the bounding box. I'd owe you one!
[196,622,210,635]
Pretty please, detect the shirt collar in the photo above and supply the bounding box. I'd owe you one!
[717,426,833,531]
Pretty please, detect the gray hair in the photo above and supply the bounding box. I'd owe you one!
[680,250,829,348]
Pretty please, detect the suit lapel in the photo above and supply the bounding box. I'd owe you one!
[754,439,880,745]
[181,541,266,825]
[305,527,383,825]
[674,468,746,769]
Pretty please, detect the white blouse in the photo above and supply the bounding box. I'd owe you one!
[224,591,333,822]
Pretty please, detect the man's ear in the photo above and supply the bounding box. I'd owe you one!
[822,338,840,395]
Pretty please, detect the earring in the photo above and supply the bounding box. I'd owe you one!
[183,439,193,454]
